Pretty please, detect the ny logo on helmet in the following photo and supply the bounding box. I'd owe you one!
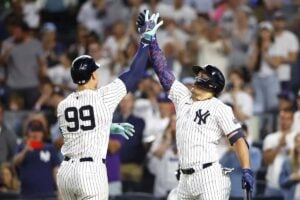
[194,109,210,125]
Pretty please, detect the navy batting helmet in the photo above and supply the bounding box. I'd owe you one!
[192,65,225,95]
[71,55,99,85]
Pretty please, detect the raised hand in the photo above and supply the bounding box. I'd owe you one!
[110,123,135,140]
[137,10,163,41]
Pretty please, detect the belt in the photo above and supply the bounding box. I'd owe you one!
[64,156,106,164]
[181,162,213,175]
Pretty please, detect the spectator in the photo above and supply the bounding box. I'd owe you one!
[77,0,107,37]
[248,21,281,114]
[46,53,76,95]
[151,114,179,198]
[0,102,18,165]
[144,92,173,148]
[113,93,146,192]
[197,21,231,79]
[158,0,197,30]
[68,25,89,60]
[162,41,182,79]
[0,17,47,109]
[277,90,296,111]
[41,22,65,69]
[186,0,213,15]
[103,20,130,60]
[280,133,300,200]
[106,133,125,197]
[0,162,20,193]
[272,11,299,90]
[292,89,300,132]
[219,68,253,123]
[88,41,113,87]
[13,118,60,199]
[227,6,255,68]
[220,123,262,198]
[263,109,297,197]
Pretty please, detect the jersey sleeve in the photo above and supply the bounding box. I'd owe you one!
[168,80,191,108]
[98,78,127,112]
[217,104,241,136]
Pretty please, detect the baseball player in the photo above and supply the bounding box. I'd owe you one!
[137,11,254,200]
[56,12,163,200]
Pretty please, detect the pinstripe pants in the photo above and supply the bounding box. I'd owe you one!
[57,159,108,200]
[177,163,230,200]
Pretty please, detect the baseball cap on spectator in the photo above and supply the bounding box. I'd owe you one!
[157,92,172,103]
[259,21,273,31]
[27,120,44,132]
[42,22,57,32]
[273,11,286,20]
[277,90,295,102]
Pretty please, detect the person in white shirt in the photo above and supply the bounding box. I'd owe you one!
[197,22,231,78]
[247,21,281,114]
[87,41,114,87]
[263,109,297,197]
[272,11,299,89]
[219,68,253,123]
[150,114,179,198]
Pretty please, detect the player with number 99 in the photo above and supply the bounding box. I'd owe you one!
[56,12,163,200]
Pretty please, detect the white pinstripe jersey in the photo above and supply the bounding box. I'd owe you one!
[169,80,241,168]
[57,79,127,161]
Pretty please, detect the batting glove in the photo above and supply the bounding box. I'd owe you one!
[110,123,135,140]
[137,10,163,41]
[242,168,254,192]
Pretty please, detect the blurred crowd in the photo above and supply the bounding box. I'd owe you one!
[0,0,300,199]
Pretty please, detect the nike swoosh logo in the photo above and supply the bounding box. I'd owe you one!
[142,42,149,48]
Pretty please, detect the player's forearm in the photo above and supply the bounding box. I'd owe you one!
[149,38,175,91]
[233,138,251,169]
[119,39,150,92]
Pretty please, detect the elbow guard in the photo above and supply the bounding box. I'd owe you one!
[228,129,249,148]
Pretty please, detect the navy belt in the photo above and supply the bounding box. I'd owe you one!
[64,156,105,164]
[181,162,213,175]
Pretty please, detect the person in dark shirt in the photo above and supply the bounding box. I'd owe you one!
[113,93,145,192]
[13,119,60,199]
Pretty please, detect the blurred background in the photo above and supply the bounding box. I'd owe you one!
[0,0,300,199]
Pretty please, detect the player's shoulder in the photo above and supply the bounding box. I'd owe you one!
[97,78,125,93]
[57,94,73,110]
[212,97,231,108]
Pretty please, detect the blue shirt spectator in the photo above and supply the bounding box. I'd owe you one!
[13,119,60,198]
[15,143,60,198]
[114,113,145,164]
[280,133,300,200]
